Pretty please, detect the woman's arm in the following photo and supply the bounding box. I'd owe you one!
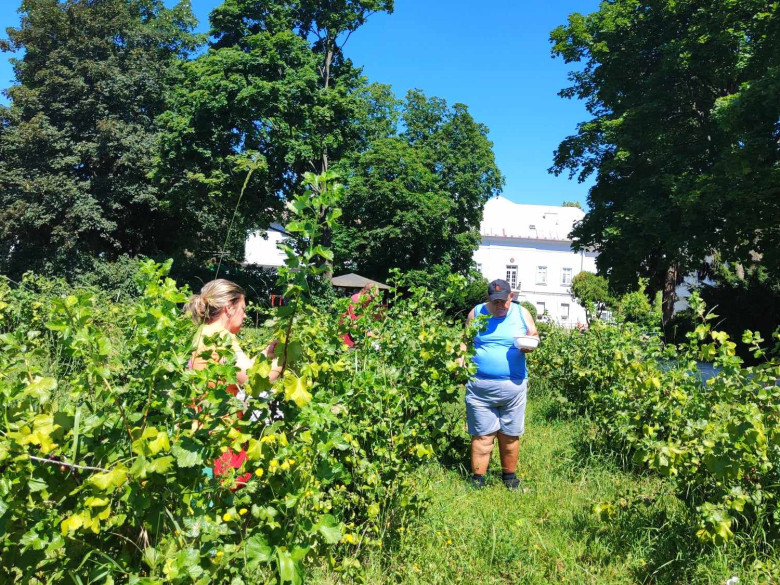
[235,338,283,385]
[262,339,284,383]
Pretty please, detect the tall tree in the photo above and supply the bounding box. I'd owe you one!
[550,1,780,322]
[154,0,393,264]
[0,0,198,277]
[332,90,504,280]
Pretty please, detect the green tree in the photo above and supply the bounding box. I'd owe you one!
[0,0,199,277]
[550,1,780,323]
[562,201,581,209]
[570,271,612,325]
[333,90,503,280]
[617,279,662,329]
[154,0,394,265]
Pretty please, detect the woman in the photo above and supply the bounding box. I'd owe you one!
[183,279,281,485]
[463,278,539,489]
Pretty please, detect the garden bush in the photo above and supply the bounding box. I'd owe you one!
[534,294,780,546]
[0,173,472,584]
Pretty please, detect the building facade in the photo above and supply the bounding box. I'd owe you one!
[244,223,287,269]
[473,196,597,327]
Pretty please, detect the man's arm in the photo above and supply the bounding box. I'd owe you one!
[520,307,539,353]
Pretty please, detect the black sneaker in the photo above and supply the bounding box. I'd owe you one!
[470,474,486,489]
[502,473,521,490]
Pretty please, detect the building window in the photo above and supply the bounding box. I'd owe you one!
[561,267,572,285]
[506,265,518,289]
[561,303,570,320]
[536,266,547,285]
[536,302,546,317]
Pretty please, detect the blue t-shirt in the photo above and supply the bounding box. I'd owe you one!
[472,303,528,381]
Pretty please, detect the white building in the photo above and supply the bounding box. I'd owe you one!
[473,196,597,327]
[244,223,287,269]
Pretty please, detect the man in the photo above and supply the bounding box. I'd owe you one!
[462,279,539,489]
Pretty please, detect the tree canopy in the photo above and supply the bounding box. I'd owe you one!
[0,0,199,276]
[332,90,504,280]
[570,271,612,325]
[0,0,503,284]
[550,1,780,319]
[153,0,395,264]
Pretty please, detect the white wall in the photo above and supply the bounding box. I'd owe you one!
[244,225,287,268]
[473,236,597,327]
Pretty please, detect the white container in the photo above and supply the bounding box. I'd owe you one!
[514,335,539,351]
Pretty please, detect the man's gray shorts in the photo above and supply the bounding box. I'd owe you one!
[465,377,527,437]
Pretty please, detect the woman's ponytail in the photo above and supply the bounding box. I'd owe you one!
[183,280,245,324]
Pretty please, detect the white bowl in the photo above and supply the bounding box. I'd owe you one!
[514,335,539,351]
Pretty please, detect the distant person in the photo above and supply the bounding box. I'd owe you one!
[462,279,539,489]
[184,279,282,485]
[340,282,380,348]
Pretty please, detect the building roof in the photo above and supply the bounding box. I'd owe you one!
[480,196,585,242]
[331,273,390,290]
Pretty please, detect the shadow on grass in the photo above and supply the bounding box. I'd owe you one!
[571,483,710,585]
[531,391,582,422]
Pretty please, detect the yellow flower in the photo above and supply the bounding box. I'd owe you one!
[280,461,290,471]
[216,551,223,558]
[447,539,452,545]
[239,508,248,516]
[255,467,264,478]
[222,513,232,522]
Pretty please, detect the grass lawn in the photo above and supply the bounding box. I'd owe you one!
[313,392,779,584]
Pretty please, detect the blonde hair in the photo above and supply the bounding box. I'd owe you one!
[184,279,245,324]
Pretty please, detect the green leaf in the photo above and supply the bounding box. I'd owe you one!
[245,438,264,461]
[314,514,342,544]
[276,548,302,585]
[24,377,56,403]
[28,477,48,493]
[89,468,127,492]
[148,456,174,474]
[283,375,312,408]
[172,442,203,468]
[244,535,272,572]
[147,431,170,456]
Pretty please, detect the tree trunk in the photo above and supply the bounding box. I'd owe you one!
[662,263,678,324]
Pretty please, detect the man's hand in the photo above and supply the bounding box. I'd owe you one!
[519,335,539,354]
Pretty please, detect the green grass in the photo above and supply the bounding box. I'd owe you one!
[313,392,780,584]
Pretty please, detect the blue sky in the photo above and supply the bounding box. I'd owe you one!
[0,0,599,208]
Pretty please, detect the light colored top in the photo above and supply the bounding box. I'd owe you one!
[189,322,255,372]
[472,303,528,381]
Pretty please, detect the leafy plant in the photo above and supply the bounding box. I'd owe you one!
[535,292,780,546]
[0,172,470,583]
